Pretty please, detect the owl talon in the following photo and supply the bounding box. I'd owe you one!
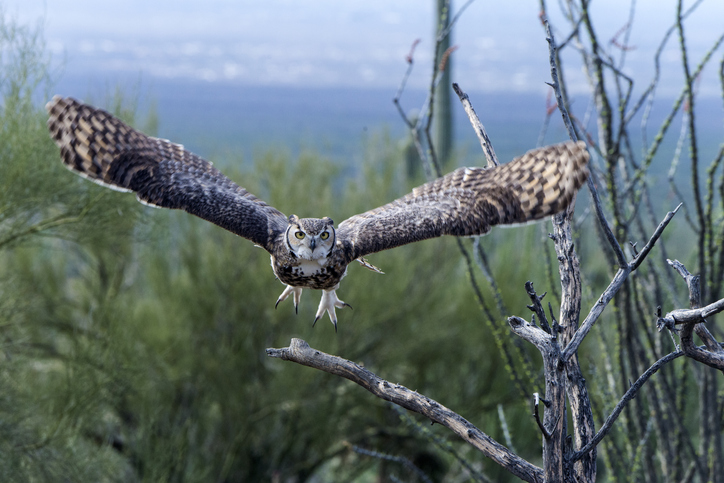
[313,288,350,331]
[275,285,303,314]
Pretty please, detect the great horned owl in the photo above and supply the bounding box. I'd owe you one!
[46,96,589,330]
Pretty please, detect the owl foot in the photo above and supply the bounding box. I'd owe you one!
[313,289,351,332]
[275,285,303,314]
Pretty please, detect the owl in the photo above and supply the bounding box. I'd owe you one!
[46,96,589,330]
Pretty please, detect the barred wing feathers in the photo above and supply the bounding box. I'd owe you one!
[46,96,288,252]
[337,141,589,261]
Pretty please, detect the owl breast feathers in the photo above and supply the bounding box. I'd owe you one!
[47,95,589,330]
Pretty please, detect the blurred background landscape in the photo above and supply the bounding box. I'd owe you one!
[1,1,724,481]
[8,0,724,163]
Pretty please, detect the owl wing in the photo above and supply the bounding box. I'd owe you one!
[46,96,289,252]
[336,141,589,261]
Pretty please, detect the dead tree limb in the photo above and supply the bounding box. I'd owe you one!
[561,204,681,361]
[658,297,724,326]
[571,350,684,461]
[451,83,499,167]
[507,316,567,481]
[543,19,598,481]
[266,338,545,483]
[544,19,628,269]
[660,259,724,371]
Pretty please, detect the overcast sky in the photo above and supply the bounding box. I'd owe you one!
[3,0,724,97]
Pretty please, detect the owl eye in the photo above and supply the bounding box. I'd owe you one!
[295,232,305,240]
[320,232,330,240]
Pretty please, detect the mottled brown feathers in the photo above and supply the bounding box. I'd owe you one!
[46,95,288,251]
[47,96,589,294]
[337,141,589,260]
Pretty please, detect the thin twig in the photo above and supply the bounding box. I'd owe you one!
[392,39,420,130]
[631,28,724,188]
[571,350,684,462]
[676,0,706,298]
[625,0,705,128]
[545,19,628,269]
[562,204,680,361]
[533,393,552,439]
[394,406,492,483]
[472,238,507,316]
[525,281,551,334]
[630,203,682,271]
[451,83,499,167]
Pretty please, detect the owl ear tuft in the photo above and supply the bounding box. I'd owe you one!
[288,214,300,224]
[322,216,334,225]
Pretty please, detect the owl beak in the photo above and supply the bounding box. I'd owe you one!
[310,238,316,251]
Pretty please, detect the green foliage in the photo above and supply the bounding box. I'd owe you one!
[0,28,553,478]
[0,14,532,478]
[7,5,720,483]
[0,20,567,475]
[0,11,145,481]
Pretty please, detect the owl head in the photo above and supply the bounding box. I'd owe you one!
[285,215,336,260]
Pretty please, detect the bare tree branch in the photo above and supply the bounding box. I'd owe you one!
[266,338,545,483]
[525,281,552,334]
[543,16,597,481]
[661,259,724,372]
[507,315,567,481]
[572,350,684,462]
[392,39,420,130]
[659,298,724,326]
[562,204,680,361]
[658,259,724,329]
[451,83,499,167]
[544,19,628,270]
[630,203,682,270]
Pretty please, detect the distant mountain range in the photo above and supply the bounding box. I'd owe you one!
[53,75,723,176]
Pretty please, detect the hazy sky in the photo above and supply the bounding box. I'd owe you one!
[3,0,724,97]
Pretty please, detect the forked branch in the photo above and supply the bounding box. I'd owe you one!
[658,298,724,326]
[571,350,684,461]
[561,204,681,361]
[659,259,724,370]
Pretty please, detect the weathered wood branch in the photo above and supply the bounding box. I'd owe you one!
[508,316,567,481]
[660,259,724,371]
[451,83,499,167]
[561,204,681,362]
[544,21,627,270]
[679,323,724,370]
[525,281,551,334]
[571,350,684,461]
[266,338,544,483]
[544,19,596,481]
[659,298,724,326]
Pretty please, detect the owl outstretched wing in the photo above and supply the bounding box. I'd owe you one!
[337,141,589,261]
[46,96,289,252]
